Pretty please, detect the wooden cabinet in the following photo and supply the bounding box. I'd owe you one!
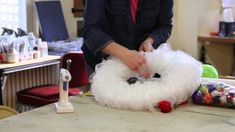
[198,36,235,63]
[73,0,85,17]
[198,36,235,76]
[73,0,85,36]
[198,36,235,45]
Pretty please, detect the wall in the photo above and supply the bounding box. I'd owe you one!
[197,1,221,35]
[169,0,198,59]
[60,0,79,39]
[26,0,38,35]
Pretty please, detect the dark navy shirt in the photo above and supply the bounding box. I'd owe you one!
[82,0,173,69]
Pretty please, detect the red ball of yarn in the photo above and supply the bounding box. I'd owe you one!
[158,100,172,113]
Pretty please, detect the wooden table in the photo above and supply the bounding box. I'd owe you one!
[0,55,60,106]
[198,36,235,75]
[198,36,235,44]
[0,96,235,132]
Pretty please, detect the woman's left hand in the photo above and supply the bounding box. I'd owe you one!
[139,37,154,52]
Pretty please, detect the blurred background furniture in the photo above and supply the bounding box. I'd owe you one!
[35,0,84,56]
[16,52,89,112]
[198,36,235,76]
[72,0,85,37]
[0,105,18,119]
[0,56,60,109]
[72,0,85,17]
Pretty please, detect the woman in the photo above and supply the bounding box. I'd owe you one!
[82,0,173,78]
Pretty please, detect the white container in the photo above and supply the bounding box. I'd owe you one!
[38,40,48,57]
[7,53,19,63]
[27,51,34,60]
[28,32,36,49]
[223,8,234,22]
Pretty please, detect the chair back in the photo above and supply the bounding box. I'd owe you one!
[60,51,89,87]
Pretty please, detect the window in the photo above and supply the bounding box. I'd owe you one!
[0,0,26,33]
[222,0,235,7]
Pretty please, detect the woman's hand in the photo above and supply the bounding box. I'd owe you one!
[139,36,154,52]
[102,42,151,78]
[119,50,151,78]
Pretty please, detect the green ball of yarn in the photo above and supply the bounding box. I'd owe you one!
[202,64,219,78]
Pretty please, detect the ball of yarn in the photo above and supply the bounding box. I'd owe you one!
[192,91,203,104]
[202,64,218,78]
[158,100,172,113]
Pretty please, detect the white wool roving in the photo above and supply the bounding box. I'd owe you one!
[91,44,202,111]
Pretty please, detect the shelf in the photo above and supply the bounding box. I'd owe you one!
[198,36,235,45]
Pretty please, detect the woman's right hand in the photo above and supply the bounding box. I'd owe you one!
[102,42,151,78]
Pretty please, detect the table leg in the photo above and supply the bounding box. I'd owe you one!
[0,72,4,105]
[0,70,7,105]
[231,45,235,76]
[200,45,207,64]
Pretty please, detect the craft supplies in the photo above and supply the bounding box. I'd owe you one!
[193,81,235,108]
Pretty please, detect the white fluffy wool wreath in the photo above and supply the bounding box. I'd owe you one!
[91,44,202,111]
